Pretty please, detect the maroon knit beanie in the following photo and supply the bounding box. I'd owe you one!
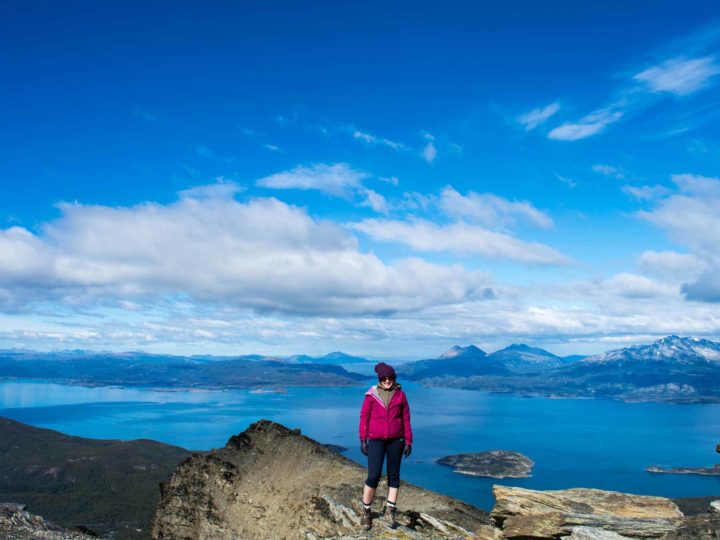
[374,362,396,380]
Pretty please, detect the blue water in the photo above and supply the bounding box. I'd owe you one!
[1,380,719,510]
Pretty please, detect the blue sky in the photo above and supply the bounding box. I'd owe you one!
[1,1,720,358]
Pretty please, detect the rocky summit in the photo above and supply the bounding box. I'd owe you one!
[151,420,494,539]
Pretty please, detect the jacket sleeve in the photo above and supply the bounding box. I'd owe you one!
[401,392,413,446]
[359,395,372,440]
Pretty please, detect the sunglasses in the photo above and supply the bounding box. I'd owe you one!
[379,376,395,382]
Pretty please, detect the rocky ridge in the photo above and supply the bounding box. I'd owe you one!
[152,420,495,539]
[152,420,720,539]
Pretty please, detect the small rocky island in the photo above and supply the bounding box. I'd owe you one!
[436,450,534,478]
[647,464,720,476]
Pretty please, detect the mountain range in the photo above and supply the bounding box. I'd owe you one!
[1,336,719,403]
[0,350,366,388]
[403,336,720,403]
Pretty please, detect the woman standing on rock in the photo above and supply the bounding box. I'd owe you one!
[358,362,413,530]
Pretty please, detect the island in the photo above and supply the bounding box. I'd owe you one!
[436,450,534,478]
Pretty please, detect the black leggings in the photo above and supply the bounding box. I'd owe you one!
[365,438,404,489]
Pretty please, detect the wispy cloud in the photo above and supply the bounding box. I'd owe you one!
[352,130,409,151]
[422,141,437,163]
[195,145,214,158]
[351,219,570,265]
[621,184,672,200]
[256,163,368,199]
[439,186,553,229]
[517,102,560,130]
[634,56,720,96]
[179,180,244,200]
[542,33,720,142]
[554,173,578,188]
[592,164,626,179]
[548,106,623,141]
[256,163,388,213]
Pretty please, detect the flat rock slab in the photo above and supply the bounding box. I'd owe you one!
[492,486,683,539]
[437,450,534,478]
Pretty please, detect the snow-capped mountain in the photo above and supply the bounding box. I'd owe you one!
[582,336,720,365]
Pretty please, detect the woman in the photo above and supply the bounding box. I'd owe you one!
[358,362,413,530]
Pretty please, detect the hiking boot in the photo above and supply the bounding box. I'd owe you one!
[384,505,397,528]
[361,506,372,530]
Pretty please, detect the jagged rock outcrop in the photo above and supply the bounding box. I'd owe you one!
[491,486,684,539]
[437,450,534,478]
[0,503,98,539]
[151,420,495,539]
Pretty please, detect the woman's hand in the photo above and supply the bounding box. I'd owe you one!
[361,439,369,455]
[403,444,412,458]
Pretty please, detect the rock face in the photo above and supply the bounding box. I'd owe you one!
[437,450,534,478]
[151,420,494,539]
[0,503,97,539]
[491,486,684,539]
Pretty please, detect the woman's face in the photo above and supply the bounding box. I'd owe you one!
[379,376,395,390]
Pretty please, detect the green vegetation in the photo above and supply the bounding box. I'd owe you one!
[0,417,192,539]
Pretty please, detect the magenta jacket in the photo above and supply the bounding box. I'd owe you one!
[359,385,413,445]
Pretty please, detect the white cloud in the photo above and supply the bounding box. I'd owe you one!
[256,163,368,199]
[517,102,560,130]
[0,194,495,316]
[439,186,553,229]
[601,273,679,299]
[621,184,672,200]
[352,130,408,151]
[554,173,578,188]
[637,174,720,303]
[638,250,707,280]
[634,57,720,96]
[548,106,623,141]
[592,164,625,179]
[351,219,570,265]
[179,180,244,200]
[422,142,437,163]
[359,188,389,214]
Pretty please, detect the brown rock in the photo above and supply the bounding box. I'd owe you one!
[492,486,683,539]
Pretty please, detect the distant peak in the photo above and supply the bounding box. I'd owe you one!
[439,345,486,359]
[499,343,556,356]
[322,351,351,358]
[505,344,532,351]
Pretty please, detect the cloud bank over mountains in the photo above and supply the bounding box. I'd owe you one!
[1,169,719,356]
